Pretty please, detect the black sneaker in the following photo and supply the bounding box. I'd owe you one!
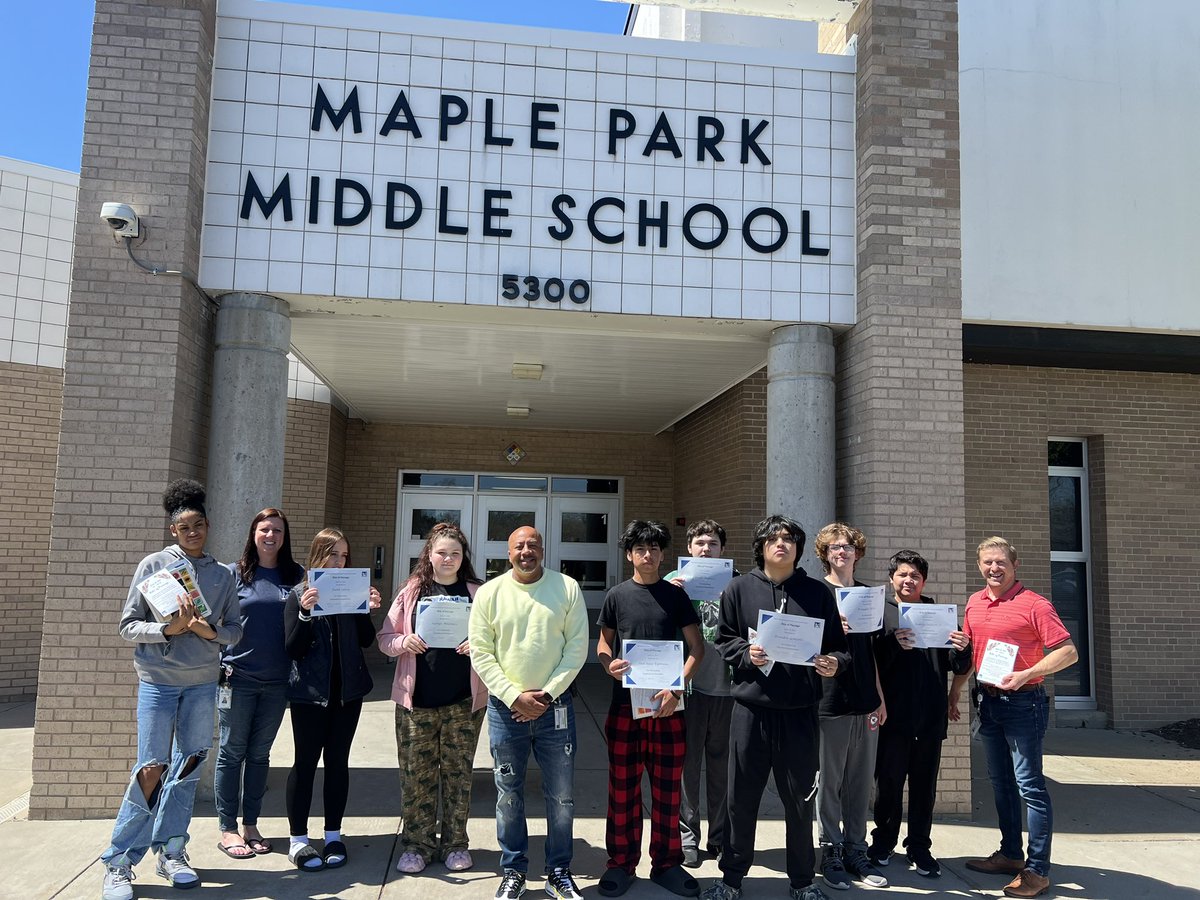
[496,869,527,900]
[844,849,888,888]
[545,867,582,900]
[790,885,832,900]
[867,844,891,867]
[820,845,851,891]
[907,850,941,878]
[700,882,741,900]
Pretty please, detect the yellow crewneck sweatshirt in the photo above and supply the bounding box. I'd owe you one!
[468,568,589,707]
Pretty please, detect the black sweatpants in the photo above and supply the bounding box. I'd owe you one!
[286,698,363,836]
[721,701,820,889]
[871,726,942,855]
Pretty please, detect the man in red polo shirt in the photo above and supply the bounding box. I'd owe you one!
[949,537,1077,900]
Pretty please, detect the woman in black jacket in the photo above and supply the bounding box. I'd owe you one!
[283,527,381,872]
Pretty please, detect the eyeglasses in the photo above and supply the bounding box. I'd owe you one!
[828,544,856,553]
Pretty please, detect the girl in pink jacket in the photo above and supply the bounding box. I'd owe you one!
[378,522,487,874]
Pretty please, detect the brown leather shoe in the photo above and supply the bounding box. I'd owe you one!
[966,851,1025,875]
[1003,868,1050,898]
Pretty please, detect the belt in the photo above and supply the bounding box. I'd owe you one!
[981,683,1042,697]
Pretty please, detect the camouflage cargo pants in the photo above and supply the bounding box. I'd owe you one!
[396,697,485,861]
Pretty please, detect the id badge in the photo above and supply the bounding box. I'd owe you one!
[554,705,568,730]
[217,683,233,710]
[970,713,981,742]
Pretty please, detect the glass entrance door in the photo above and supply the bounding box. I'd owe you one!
[394,491,473,588]
[548,495,621,609]
[474,494,548,581]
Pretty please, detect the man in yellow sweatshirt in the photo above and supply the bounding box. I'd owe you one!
[469,526,590,900]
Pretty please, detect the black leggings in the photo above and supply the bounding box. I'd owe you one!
[286,699,363,836]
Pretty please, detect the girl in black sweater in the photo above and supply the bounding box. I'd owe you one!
[283,528,381,871]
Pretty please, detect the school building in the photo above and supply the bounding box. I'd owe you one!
[0,0,1195,820]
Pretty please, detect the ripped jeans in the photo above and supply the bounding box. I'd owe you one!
[102,680,217,866]
[487,693,576,874]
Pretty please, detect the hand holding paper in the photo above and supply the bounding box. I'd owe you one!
[620,639,685,691]
[308,568,372,615]
[676,556,734,601]
[835,585,885,633]
[898,602,958,649]
[978,638,1019,685]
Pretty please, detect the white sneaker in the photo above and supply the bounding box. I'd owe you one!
[156,842,200,889]
[101,862,135,900]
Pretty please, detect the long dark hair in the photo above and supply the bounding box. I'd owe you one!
[407,522,481,598]
[237,507,303,585]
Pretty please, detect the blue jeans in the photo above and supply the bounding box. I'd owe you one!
[103,680,217,866]
[979,686,1052,876]
[214,676,288,831]
[487,694,576,874]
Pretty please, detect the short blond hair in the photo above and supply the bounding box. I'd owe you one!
[977,536,1018,563]
[814,523,867,574]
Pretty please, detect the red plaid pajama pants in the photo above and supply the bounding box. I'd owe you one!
[604,700,686,874]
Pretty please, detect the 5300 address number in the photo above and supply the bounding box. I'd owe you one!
[501,275,590,305]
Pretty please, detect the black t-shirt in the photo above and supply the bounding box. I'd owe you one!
[597,578,700,708]
[411,578,473,709]
[820,578,882,716]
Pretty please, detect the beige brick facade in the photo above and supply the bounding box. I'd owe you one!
[671,370,767,572]
[0,361,62,700]
[964,363,1200,730]
[283,398,348,550]
[839,0,971,815]
[335,422,675,604]
[25,0,1194,829]
[30,0,217,819]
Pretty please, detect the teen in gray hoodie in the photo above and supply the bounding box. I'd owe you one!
[100,480,242,900]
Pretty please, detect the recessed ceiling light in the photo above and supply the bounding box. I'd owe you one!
[506,406,530,418]
[511,362,544,380]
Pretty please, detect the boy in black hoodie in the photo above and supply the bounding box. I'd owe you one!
[869,550,971,877]
[702,516,850,900]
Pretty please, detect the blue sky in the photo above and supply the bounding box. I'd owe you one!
[0,1,629,173]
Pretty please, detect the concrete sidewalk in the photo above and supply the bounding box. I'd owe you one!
[3,670,1198,899]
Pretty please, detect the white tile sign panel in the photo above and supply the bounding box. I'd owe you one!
[201,0,855,323]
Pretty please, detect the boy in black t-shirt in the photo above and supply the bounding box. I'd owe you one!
[597,521,705,899]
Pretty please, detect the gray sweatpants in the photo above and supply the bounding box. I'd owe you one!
[817,713,879,851]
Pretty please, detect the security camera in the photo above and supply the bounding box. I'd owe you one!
[100,202,139,238]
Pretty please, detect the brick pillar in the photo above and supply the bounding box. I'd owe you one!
[31,0,217,819]
[841,0,969,816]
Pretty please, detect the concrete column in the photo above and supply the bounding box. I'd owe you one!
[766,324,836,573]
[206,292,292,562]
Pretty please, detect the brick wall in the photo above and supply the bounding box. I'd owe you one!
[841,0,970,815]
[964,363,1200,729]
[340,423,675,603]
[283,398,350,556]
[31,0,217,819]
[0,362,62,699]
[671,370,767,571]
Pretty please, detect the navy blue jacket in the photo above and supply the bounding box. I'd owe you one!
[283,587,375,706]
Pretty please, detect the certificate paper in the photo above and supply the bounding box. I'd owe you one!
[309,568,372,615]
[621,639,685,691]
[630,687,686,720]
[898,602,958,649]
[836,585,886,633]
[138,558,210,619]
[755,609,824,666]
[978,639,1019,685]
[676,556,734,601]
[415,596,471,648]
